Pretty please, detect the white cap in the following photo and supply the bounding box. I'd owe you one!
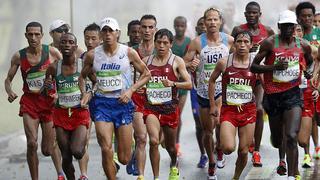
[49,19,69,32]
[100,17,120,31]
[278,10,298,24]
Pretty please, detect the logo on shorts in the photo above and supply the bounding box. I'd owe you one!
[246,116,253,121]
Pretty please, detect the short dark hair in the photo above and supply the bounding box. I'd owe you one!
[232,30,253,43]
[174,16,187,24]
[154,28,174,43]
[26,22,43,33]
[140,14,157,25]
[61,32,77,44]
[245,1,260,11]
[296,1,315,17]
[203,7,222,20]
[127,20,140,32]
[84,23,100,34]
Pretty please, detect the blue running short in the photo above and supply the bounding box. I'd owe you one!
[89,94,134,128]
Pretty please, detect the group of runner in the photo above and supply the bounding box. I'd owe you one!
[4,1,320,180]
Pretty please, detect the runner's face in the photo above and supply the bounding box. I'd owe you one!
[128,24,141,44]
[244,5,261,25]
[279,23,295,38]
[298,8,314,28]
[25,27,43,48]
[204,10,222,33]
[174,19,187,37]
[234,34,252,56]
[140,19,156,41]
[51,25,69,46]
[84,30,101,51]
[155,36,172,57]
[294,25,303,38]
[100,26,119,46]
[314,14,320,28]
[196,18,206,35]
[60,34,77,56]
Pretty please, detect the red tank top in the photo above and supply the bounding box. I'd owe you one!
[240,23,268,44]
[263,35,306,94]
[145,53,178,114]
[20,45,52,94]
[222,53,256,105]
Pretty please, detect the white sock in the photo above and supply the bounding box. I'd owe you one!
[288,176,295,180]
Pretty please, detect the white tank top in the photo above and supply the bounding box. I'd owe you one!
[93,44,132,98]
[196,33,230,99]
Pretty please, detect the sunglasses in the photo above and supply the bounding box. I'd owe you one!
[53,27,69,33]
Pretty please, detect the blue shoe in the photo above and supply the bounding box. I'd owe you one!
[126,154,135,175]
[132,158,139,176]
[197,154,208,168]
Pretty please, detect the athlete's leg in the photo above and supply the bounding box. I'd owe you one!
[133,112,147,175]
[163,125,178,167]
[95,121,116,180]
[214,98,224,167]
[283,107,302,177]
[70,125,87,160]
[55,127,74,180]
[311,117,319,158]
[253,84,264,152]
[146,114,161,178]
[78,121,91,178]
[176,93,187,153]
[199,107,216,165]
[23,114,40,180]
[298,117,312,154]
[40,121,54,156]
[219,121,236,155]
[115,123,133,164]
[233,122,255,179]
[51,131,63,177]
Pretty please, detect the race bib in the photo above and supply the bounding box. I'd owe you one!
[26,71,46,93]
[226,84,252,105]
[58,87,81,108]
[146,82,172,105]
[273,60,299,83]
[96,71,122,92]
[204,63,216,83]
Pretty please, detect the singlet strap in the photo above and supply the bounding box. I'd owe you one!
[226,53,233,67]
[220,32,228,46]
[168,53,175,66]
[21,44,49,73]
[275,34,279,48]
[77,58,83,73]
[56,60,62,76]
[295,37,301,48]
[146,55,154,66]
[200,33,207,49]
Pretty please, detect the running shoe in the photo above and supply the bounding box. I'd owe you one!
[276,160,287,176]
[216,150,225,169]
[126,154,135,175]
[57,175,65,180]
[78,175,88,180]
[252,151,262,167]
[207,166,217,180]
[169,166,180,180]
[197,154,208,168]
[313,146,320,159]
[295,175,301,180]
[302,154,312,168]
[137,175,144,180]
[176,143,182,157]
[132,157,139,176]
[248,143,254,154]
[115,161,120,173]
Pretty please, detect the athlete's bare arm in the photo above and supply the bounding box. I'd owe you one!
[5,52,20,103]
[265,26,275,36]
[183,37,201,72]
[208,57,227,116]
[79,50,95,107]
[162,56,192,90]
[120,47,151,104]
[49,46,62,63]
[250,36,287,73]
[231,26,242,38]
[300,38,313,69]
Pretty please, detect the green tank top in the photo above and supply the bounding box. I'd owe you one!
[55,59,82,108]
[171,36,191,58]
[303,27,320,48]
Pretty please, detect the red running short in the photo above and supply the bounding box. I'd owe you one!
[53,107,90,131]
[302,87,315,118]
[132,91,146,113]
[220,103,256,127]
[19,93,54,122]
[143,107,180,128]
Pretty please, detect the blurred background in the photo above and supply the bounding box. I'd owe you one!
[0,0,319,136]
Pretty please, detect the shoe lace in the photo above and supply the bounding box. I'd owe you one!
[253,152,261,162]
[208,167,216,176]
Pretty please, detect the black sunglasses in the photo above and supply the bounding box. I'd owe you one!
[53,26,69,33]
